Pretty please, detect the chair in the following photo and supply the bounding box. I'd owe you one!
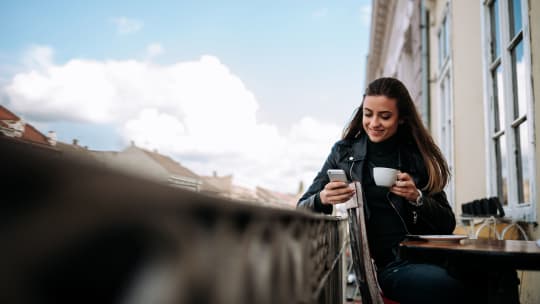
[346,182,399,304]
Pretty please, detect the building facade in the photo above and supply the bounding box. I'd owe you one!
[366,0,539,301]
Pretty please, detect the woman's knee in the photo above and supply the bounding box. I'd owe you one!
[380,263,466,304]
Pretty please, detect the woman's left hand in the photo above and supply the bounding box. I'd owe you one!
[390,172,420,202]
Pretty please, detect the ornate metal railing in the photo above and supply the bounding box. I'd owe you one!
[1,137,348,304]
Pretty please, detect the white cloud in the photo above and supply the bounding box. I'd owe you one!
[112,17,144,34]
[146,43,164,58]
[3,47,341,193]
[312,8,328,18]
[359,4,372,27]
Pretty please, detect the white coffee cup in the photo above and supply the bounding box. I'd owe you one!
[373,167,399,187]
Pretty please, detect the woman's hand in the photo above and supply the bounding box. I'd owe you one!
[320,181,355,205]
[390,172,420,202]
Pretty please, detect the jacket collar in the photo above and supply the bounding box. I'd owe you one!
[350,133,368,162]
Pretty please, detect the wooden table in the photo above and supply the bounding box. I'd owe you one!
[399,238,540,270]
[399,239,540,303]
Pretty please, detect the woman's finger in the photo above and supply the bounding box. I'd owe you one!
[390,186,416,201]
[325,181,349,190]
[327,186,354,202]
[327,192,355,204]
[397,172,412,182]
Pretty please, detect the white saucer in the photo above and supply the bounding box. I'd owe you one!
[408,234,468,242]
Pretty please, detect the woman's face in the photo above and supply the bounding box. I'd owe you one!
[362,95,400,143]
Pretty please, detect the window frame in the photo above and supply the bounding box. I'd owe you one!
[436,2,455,209]
[481,0,536,221]
[438,66,455,208]
[438,8,450,70]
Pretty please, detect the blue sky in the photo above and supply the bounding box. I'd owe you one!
[0,0,372,193]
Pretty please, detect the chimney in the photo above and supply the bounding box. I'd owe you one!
[213,171,217,177]
[72,139,79,146]
[47,131,57,146]
[2,120,25,137]
[297,181,305,195]
[130,140,135,147]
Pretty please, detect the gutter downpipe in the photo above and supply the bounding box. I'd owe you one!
[421,0,430,127]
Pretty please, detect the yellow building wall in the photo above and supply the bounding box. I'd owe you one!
[428,1,486,211]
[523,0,540,302]
[432,1,540,300]
[450,1,486,210]
[530,0,540,240]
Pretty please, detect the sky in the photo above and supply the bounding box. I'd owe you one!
[0,0,372,194]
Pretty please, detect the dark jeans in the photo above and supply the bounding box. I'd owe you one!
[378,260,520,304]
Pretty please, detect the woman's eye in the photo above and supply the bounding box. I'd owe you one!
[381,115,391,120]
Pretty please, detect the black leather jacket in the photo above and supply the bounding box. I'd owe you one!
[297,134,456,235]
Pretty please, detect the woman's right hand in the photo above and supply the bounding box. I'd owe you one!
[320,181,355,205]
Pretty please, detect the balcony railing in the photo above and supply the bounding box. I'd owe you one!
[1,137,348,304]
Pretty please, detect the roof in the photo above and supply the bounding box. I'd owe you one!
[55,140,97,161]
[138,148,200,179]
[256,186,297,209]
[230,184,259,203]
[366,0,396,82]
[199,180,222,193]
[201,174,233,193]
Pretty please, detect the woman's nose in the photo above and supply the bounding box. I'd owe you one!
[370,117,381,127]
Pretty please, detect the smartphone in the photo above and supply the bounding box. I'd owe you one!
[327,169,348,183]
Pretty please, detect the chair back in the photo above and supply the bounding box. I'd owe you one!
[346,182,385,304]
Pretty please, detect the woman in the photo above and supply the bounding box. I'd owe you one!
[297,77,465,303]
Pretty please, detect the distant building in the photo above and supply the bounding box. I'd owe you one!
[92,143,202,192]
[201,172,234,198]
[1,105,299,208]
[202,172,297,208]
[256,186,297,209]
[231,184,260,204]
[200,172,260,202]
[0,105,56,149]
[55,138,97,162]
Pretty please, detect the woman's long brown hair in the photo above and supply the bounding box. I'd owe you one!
[342,77,450,193]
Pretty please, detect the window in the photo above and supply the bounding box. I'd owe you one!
[438,14,450,68]
[437,3,454,207]
[483,0,535,221]
[439,71,454,207]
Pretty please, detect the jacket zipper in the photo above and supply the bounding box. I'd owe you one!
[385,192,410,235]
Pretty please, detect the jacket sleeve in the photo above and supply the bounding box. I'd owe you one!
[296,144,339,214]
[403,149,456,234]
[412,190,456,234]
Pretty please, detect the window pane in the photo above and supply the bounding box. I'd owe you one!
[516,122,530,203]
[490,0,501,60]
[443,18,449,60]
[509,0,522,38]
[438,18,448,66]
[495,134,508,205]
[511,42,526,117]
[438,31,443,67]
[493,64,505,132]
[439,75,452,159]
